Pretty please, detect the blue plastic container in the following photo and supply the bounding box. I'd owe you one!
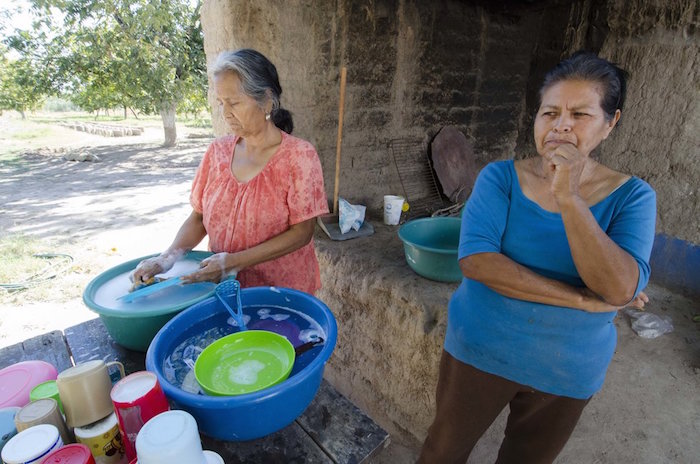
[145,286,337,441]
[398,217,462,282]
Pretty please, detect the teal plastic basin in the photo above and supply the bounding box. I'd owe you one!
[82,251,216,352]
[398,217,462,282]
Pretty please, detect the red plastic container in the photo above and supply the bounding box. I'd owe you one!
[40,443,96,464]
[110,371,169,461]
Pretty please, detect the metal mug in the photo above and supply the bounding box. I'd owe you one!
[57,360,125,428]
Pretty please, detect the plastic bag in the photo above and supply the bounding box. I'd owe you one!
[338,197,366,234]
[624,309,674,339]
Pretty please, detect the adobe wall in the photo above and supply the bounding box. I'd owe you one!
[200,0,698,445]
[201,0,698,243]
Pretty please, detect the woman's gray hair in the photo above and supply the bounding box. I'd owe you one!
[212,49,293,133]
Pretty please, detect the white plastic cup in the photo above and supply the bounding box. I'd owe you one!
[383,195,405,225]
[1,423,63,464]
[135,410,222,464]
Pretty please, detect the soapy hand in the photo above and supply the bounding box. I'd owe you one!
[131,252,179,287]
[181,252,236,284]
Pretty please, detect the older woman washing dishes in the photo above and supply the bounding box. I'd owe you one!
[132,49,328,294]
[418,51,656,464]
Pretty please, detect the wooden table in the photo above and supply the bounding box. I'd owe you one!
[0,318,389,463]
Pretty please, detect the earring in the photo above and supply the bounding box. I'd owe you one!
[265,113,271,121]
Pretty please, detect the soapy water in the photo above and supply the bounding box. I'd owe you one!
[228,360,266,385]
[93,259,216,310]
[163,305,325,395]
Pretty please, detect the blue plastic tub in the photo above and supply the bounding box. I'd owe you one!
[145,286,337,441]
[398,217,462,282]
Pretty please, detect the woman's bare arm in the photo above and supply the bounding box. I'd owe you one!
[132,210,207,282]
[461,252,624,313]
[183,218,316,283]
[559,196,639,305]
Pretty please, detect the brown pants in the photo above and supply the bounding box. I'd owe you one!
[417,351,590,464]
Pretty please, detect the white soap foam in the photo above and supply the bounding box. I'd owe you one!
[228,360,266,385]
[112,373,156,402]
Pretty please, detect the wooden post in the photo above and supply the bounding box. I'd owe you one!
[333,66,347,215]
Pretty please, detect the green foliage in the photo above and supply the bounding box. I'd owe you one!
[2,0,207,139]
[0,45,50,115]
[42,97,81,112]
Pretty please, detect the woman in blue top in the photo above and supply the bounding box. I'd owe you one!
[418,52,656,464]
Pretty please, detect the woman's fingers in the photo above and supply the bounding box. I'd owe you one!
[182,253,231,283]
[131,258,162,283]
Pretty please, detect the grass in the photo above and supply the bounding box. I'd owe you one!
[0,234,80,306]
[0,118,56,161]
[0,234,62,289]
[11,126,52,140]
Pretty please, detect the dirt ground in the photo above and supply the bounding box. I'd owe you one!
[0,114,698,463]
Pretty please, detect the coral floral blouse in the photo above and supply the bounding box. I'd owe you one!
[190,131,329,293]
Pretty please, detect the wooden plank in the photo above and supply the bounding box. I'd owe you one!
[61,319,388,464]
[202,422,333,464]
[296,380,390,464]
[64,318,145,376]
[0,331,72,372]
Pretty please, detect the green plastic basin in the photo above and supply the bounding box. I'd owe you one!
[195,330,296,396]
[398,217,462,282]
[82,251,216,352]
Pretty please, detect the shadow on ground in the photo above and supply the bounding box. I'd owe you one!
[0,140,211,242]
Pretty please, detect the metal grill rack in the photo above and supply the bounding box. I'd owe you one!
[389,138,446,219]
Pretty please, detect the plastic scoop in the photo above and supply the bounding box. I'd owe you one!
[117,277,184,302]
[215,279,246,331]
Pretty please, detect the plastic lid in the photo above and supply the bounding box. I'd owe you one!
[136,410,206,463]
[0,406,20,425]
[57,361,103,380]
[0,407,20,442]
[0,361,58,408]
[16,398,57,423]
[1,424,61,463]
[138,410,189,446]
[40,443,95,464]
[203,450,224,464]
[31,380,59,400]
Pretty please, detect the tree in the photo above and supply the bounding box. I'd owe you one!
[0,30,55,118]
[0,54,52,118]
[7,0,207,146]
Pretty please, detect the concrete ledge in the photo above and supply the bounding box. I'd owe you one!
[315,224,699,450]
[650,234,700,298]
[315,222,456,446]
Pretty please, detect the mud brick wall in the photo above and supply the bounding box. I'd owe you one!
[201,0,699,444]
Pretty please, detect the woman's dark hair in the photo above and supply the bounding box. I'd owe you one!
[540,51,628,121]
[212,49,294,134]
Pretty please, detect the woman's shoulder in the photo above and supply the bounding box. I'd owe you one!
[281,133,317,154]
[599,166,655,199]
[276,133,320,167]
[477,159,514,185]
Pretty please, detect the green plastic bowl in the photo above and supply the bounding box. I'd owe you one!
[195,331,296,396]
[398,217,462,282]
[82,251,216,352]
